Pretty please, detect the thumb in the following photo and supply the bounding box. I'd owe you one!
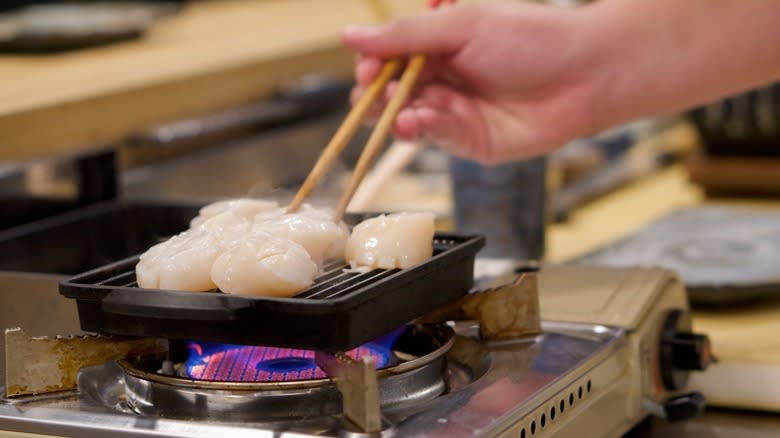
[341,5,475,58]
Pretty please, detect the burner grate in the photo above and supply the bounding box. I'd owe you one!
[116,324,459,422]
[296,262,400,300]
[185,342,392,382]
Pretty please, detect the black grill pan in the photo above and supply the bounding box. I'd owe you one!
[59,233,484,351]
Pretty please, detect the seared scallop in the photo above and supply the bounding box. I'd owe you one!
[193,211,252,247]
[252,204,348,264]
[190,198,279,227]
[210,232,319,297]
[136,228,221,292]
[345,212,435,270]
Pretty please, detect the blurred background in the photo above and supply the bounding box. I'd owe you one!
[1,1,777,255]
[0,1,779,436]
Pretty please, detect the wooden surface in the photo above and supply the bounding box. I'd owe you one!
[687,155,780,196]
[0,0,422,163]
[0,432,58,438]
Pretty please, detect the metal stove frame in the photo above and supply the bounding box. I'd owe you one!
[1,321,625,438]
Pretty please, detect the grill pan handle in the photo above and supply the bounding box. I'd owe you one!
[101,289,251,321]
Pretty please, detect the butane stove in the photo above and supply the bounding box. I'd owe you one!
[1,263,711,438]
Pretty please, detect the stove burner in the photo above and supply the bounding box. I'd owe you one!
[184,326,405,382]
[185,343,393,382]
[118,324,467,422]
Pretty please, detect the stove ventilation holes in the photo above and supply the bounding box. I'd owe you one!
[517,377,593,437]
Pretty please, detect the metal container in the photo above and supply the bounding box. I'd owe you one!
[450,156,547,259]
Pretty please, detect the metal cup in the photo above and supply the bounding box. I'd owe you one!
[449,156,547,259]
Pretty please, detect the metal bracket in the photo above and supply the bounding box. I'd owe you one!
[315,351,382,433]
[4,328,166,398]
[419,273,542,340]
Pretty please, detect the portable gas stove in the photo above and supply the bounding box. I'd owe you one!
[1,262,711,438]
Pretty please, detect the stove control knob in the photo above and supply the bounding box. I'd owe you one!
[669,332,712,371]
[659,310,712,390]
[661,392,706,423]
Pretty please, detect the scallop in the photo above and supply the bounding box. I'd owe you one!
[190,198,279,227]
[210,232,319,297]
[253,204,349,264]
[345,212,435,270]
[136,228,221,292]
[136,238,172,290]
[193,211,252,247]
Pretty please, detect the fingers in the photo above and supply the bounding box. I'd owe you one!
[349,71,494,161]
[350,83,386,125]
[350,78,427,125]
[351,81,510,163]
[355,55,383,86]
[342,5,475,58]
[391,84,493,159]
[394,106,480,160]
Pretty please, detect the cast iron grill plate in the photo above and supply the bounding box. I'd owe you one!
[60,233,484,351]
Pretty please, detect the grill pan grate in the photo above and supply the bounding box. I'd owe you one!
[60,233,484,351]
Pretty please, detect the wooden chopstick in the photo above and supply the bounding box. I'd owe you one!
[290,0,449,217]
[347,139,420,211]
[333,54,427,221]
[287,59,400,213]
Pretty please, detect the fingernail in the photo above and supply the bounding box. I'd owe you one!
[343,25,377,37]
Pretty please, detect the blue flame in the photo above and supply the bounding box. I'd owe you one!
[184,326,407,382]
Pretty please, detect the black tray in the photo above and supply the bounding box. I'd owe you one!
[59,233,484,351]
[0,200,199,275]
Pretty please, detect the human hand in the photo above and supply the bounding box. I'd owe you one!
[342,0,601,164]
[345,0,780,163]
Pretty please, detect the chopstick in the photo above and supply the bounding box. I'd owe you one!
[286,60,400,213]
[347,139,421,211]
[288,0,454,219]
[332,54,426,221]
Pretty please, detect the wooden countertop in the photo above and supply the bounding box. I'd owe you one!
[0,0,421,163]
[0,432,57,438]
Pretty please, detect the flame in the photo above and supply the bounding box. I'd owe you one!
[188,342,203,357]
[183,327,406,383]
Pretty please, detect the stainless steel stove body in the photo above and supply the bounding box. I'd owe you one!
[2,321,621,438]
[1,264,708,438]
